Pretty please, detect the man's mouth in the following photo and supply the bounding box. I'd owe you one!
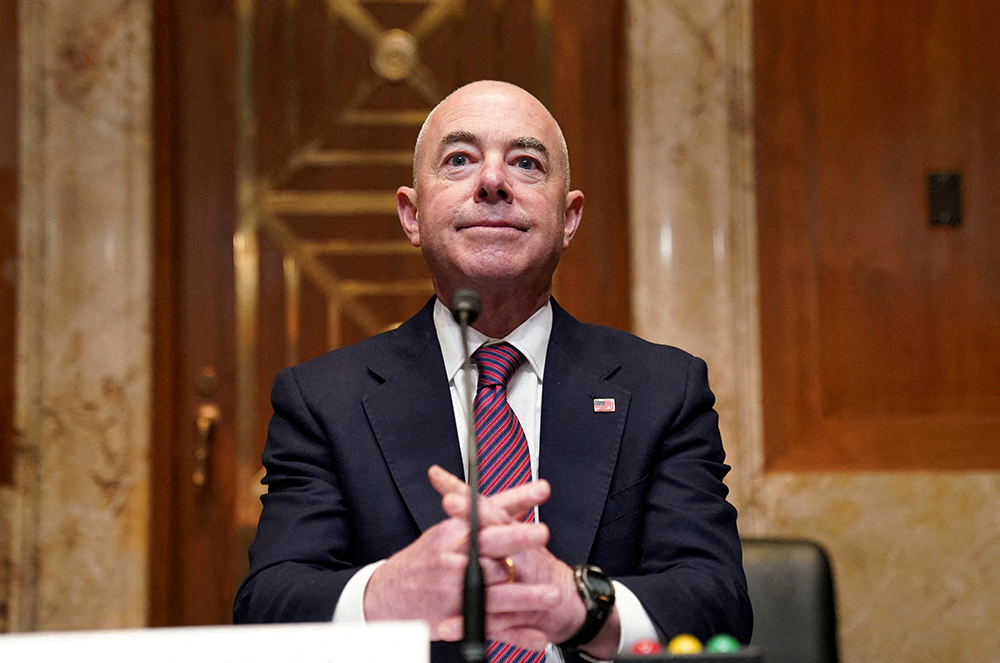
[458,219,528,231]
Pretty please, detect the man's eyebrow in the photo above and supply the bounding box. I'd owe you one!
[511,136,548,154]
[441,130,477,146]
[438,132,548,155]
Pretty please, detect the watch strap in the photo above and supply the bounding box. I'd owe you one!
[559,564,615,651]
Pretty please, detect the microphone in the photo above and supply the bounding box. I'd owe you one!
[450,289,486,663]
[450,288,481,327]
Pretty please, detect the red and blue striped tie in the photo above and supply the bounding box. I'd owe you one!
[473,343,545,663]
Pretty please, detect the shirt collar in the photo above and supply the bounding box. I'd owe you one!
[433,298,552,382]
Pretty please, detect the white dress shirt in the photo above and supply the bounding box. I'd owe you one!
[333,300,659,659]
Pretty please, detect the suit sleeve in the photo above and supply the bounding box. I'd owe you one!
[233,366,359,623]
[610,356,752,644]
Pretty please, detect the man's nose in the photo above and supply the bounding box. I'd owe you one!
[475,157,511,202]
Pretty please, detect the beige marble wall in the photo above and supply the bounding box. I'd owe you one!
[5,0,153,631]
[627,2,1000,663]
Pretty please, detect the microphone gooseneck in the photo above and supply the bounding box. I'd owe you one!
[451,289,486,663]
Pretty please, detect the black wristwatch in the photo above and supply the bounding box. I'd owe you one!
[559,564,616,651]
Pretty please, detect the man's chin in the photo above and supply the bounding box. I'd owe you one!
[460,261,557,293]
[428,244,559,293]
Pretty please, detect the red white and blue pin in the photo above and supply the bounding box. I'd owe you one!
[593,398,616,413]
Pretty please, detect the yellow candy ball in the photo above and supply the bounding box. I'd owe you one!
[667,634,704,654]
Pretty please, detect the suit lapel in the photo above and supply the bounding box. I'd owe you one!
[360,299,630,556]
[539,305,630,565]
[362,302,465,533]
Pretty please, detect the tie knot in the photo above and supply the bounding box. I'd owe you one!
[473,343,525,387]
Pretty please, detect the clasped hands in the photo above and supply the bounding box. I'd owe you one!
[363,465,598,654]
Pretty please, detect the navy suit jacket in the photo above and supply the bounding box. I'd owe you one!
[233,299,752,661]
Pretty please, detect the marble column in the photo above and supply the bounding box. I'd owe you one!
[9,0,153,630]
[627,2,1000,663]
[626,0,761,514]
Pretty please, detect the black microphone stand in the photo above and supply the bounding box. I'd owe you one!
[450,289,486,663]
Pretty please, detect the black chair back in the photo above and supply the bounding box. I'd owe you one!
[742,538,839,663]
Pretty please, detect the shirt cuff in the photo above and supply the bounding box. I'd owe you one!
[613,580,659,654]
[331,560,386,623]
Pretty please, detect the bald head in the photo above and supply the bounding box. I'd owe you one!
[412,80,571,192]
[395,79,585,333]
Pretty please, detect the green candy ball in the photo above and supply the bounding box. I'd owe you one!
[705,633,741,653]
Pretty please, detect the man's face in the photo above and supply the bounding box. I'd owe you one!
[397,82,584,297]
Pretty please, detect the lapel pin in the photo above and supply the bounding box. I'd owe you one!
[593,398,615,413]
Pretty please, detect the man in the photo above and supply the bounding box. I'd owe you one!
[233,81,751,662]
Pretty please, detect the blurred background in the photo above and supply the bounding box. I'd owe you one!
[0,2,997,662]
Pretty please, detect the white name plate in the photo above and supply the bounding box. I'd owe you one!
[0,621,430,663]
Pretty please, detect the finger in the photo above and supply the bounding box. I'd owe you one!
[488,480,551,518]
[481,556,517,586]
[440,551,470,571]
[441,493,518,533]
[441,490,520,529]
[486,583,562,613]
[479,522,550,559]
[443,481,550,526]
[452,554,517,587]
[437,616,463,642]
[441,492,474,520]
[431,516,472,553]
[429,464,469,498]
[445,547,533,586]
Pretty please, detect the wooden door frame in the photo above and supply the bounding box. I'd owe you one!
[0,0,18,486]
[150,0,241,626]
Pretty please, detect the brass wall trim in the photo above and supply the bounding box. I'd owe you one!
[262,190,399,216]
[304,149,414,167]
[305,240,422,256]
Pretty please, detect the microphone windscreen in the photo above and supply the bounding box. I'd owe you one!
[450,289,481,325]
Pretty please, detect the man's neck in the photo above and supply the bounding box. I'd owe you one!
[436,283,552,339]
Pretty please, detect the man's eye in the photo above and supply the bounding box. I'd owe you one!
[516,157,538,170]
[446,154,468,167]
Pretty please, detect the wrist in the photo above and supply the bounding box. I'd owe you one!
[559,565,616,655]
[362,562,391,621]
[577,607,621,662]
[336,561,385,623]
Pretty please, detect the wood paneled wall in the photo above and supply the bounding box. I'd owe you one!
[755,0,1000,470]
[550,0,630,329]
[0,0,17,485]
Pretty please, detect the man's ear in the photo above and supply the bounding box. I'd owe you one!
[397,186,420,247]
[561,190,585,248]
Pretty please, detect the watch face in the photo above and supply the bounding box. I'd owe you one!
[583,566,615,602]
